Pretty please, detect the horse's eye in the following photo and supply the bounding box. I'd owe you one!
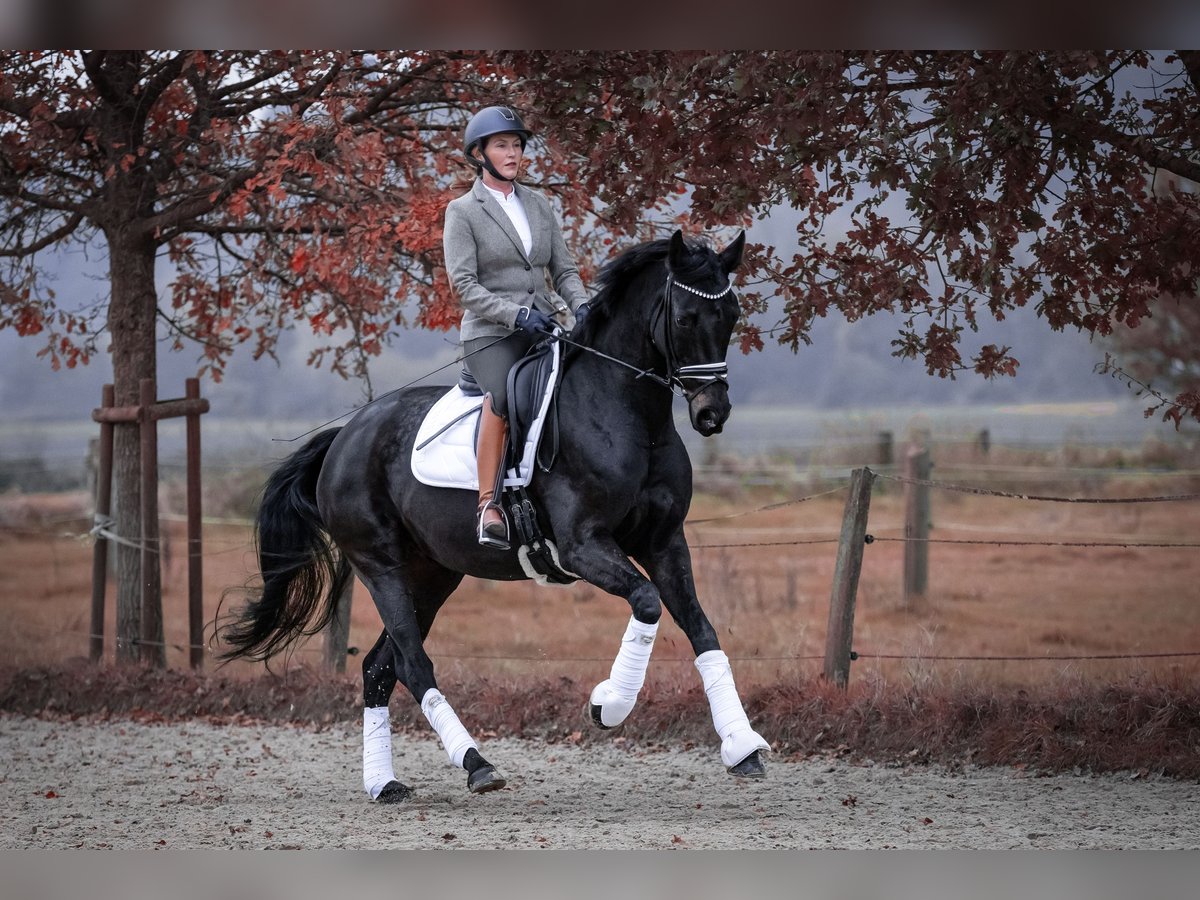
[673,314,693,328]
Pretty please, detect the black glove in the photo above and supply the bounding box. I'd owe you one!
[572,302,591,331]
[514,306,555,336]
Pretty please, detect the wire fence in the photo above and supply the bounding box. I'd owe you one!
[4,456,1200,671]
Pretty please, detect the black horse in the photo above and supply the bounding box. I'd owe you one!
[220,230,769,801]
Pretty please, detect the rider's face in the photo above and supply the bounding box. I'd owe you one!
[477,132,524,180]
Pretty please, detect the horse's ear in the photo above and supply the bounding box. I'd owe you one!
[667,229,688,274]
[719,229,746,274]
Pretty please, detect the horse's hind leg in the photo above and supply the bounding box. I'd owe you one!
[361,630,411,803]
[361,582,451,803]
[355,555,506,796]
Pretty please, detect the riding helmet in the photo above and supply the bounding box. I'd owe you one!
[464,106,532,159]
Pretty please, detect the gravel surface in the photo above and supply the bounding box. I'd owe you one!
[2,714,1197,849]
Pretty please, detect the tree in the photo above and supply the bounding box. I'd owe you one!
[0,51,575,663]
[504,50,1200,426]
[1100,171,1200,426]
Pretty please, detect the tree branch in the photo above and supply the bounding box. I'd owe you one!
[137,167,260,239]
[132,51,190,137]
[0,211,83,257]
[1094,122,1200,183]
[81,51,123,106]
[1178,50,1200,97]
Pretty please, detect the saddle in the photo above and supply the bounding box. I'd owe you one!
[410,338,577,586]
[412,338,562,490]
[505,337,561,470]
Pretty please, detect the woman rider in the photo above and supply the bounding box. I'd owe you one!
[442,106,591,549]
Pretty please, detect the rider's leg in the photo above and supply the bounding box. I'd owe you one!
[463,332,532,550]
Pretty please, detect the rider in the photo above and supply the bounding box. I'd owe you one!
[442,105,591,550]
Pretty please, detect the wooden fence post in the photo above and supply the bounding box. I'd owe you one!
[903,445,932,605]
[139,378,165,667]
[977,427,991,457]
[324,576,355,673]
[185,378,204,669]
[92,381,208,668]
[823,466,875,688]
[876,431,893,467]
[89,384,115,662]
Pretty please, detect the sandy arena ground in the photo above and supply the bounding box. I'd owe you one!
[1,714,1196,849]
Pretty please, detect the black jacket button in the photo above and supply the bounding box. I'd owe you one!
[524,264,531,271]
[527,287,534,293]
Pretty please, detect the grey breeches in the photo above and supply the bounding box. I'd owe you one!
[463,331,534,416]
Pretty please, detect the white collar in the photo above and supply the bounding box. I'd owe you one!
[482,180,519,203]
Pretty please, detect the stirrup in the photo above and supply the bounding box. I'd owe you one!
[477,503,510,550]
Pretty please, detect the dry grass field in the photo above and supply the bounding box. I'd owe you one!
[3,457,1200,694]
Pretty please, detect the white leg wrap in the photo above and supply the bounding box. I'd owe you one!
[695,649,770,769]
[420,689,479,768]
[589,616,658,728]
[362,706,397,800]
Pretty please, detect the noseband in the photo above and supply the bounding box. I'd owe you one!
[654,273,733,402]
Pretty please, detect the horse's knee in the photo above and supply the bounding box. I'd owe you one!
[628,582,662,625]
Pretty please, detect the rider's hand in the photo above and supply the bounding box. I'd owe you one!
[571,302,591,332]
[515,306,555,336]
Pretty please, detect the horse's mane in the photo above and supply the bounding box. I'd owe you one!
[575,237,717,341]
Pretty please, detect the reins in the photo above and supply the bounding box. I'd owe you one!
[273,333,514,443]
[549,331,678,394]
[275,270,735,444]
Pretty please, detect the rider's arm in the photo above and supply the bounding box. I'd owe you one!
[443,200,524,329]
[545,203,589,314]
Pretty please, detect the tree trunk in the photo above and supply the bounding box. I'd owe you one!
[107,229,163,666]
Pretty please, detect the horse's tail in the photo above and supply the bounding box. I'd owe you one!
[217,428,351,662]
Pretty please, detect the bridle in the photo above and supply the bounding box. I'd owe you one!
[550,269,736,403]
[653,272,734,402]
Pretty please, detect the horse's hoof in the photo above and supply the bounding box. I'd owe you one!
[467,765,507,794]
[728,750,767,779]
[375,780,413,803]
[588,702,612,730]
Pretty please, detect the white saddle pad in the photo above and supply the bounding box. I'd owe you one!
[410,341,561,490]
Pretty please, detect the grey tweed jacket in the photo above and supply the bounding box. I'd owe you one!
[443,178,589,342]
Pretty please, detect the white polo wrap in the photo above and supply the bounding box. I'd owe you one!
[589,616,658,727]
[420,688,479,768]
[694,649,770,769]
[362,706,397,800]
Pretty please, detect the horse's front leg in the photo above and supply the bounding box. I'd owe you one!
[639,532,770,777]
[560,532,664,729]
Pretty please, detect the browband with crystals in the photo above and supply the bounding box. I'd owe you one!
[672,280,733,300]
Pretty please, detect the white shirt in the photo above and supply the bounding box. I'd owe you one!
[482,181,533,257]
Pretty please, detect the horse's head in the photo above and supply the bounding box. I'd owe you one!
[662,229,745,436]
